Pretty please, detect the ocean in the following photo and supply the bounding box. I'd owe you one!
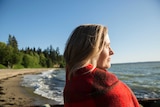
[21,61,160,104]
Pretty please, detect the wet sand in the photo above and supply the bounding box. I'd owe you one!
[0,68,62,107]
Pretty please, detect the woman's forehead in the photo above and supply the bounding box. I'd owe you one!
[105,34,110,44]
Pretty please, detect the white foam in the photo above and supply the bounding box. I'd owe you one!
[21,69,64,104]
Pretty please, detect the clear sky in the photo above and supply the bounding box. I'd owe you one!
[0,0,160,63]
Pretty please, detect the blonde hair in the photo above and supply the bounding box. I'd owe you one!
[64,24,108,78]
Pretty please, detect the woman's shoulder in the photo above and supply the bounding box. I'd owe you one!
[91,68,119,87]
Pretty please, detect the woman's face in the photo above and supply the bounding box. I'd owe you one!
[97,34,114,69]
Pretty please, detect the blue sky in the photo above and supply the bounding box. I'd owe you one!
[0,0,160,63]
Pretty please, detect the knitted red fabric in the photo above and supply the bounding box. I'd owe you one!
[64,64,140,107]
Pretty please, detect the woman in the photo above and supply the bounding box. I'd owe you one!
[63,24,140,107]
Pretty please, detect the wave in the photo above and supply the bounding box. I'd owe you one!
[21,69,65,104]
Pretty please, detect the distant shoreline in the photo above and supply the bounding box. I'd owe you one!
[111,60,160,65]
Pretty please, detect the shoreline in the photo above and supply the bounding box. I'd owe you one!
[0,69,160,107]
[0,68,55,80]
[0,68,62,107]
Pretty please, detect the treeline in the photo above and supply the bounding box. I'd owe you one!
[0,34,65,69]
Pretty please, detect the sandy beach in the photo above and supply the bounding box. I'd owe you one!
[0,68,63,107]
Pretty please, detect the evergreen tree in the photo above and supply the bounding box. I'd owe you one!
[37,47,42,54]
[49,45,56,63]
[6,35,20,68]
[39,53,47,67]
[7,34,18,50]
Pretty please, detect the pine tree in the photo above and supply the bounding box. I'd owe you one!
[7,34,18,50]
[6,34,20,68]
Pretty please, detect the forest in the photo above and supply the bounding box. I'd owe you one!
[0,35,65,69]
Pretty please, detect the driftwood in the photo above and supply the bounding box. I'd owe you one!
[138,98,160,107]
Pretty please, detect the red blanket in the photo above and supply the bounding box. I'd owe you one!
[64,64,140,107]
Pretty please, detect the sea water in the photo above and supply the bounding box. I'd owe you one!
[21,61,160,104]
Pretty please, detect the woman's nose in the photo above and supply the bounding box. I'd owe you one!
[109,48,114,55]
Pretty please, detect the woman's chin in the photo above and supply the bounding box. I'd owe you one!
[106,63,111,69]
